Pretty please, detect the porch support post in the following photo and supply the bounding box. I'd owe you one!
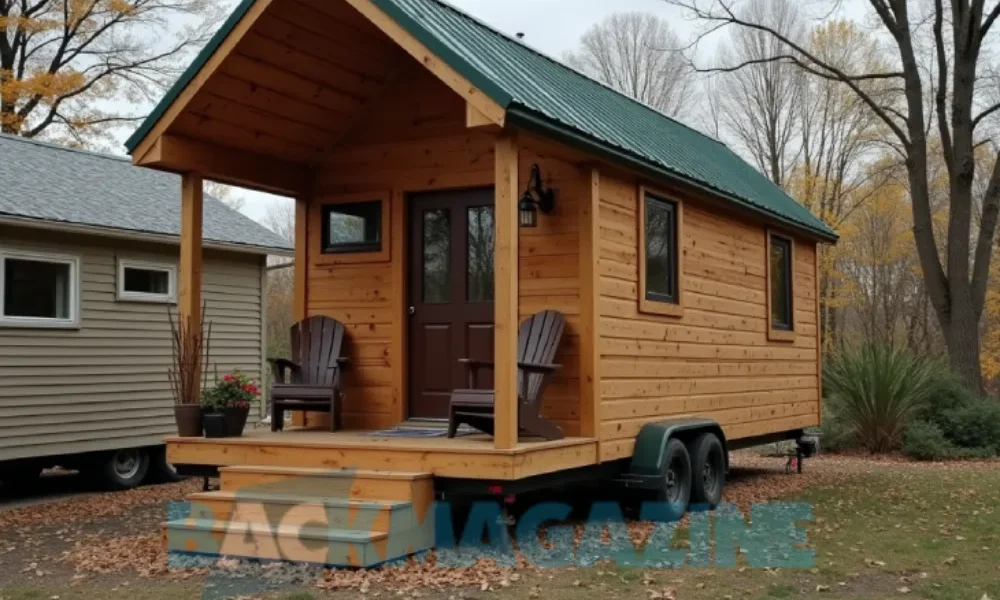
[294,197,308,321]
[494,132,519,450]
[179,172,204,386]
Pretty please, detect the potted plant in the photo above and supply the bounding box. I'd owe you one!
[167,308,212,437]
[200,371,259,438]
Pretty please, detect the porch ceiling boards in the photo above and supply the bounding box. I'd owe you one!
[133,0,409,184]
[166,429,599,480]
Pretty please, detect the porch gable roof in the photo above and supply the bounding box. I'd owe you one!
[126,0,838,243]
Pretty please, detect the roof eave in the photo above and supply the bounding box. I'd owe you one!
[0,214,294,256]
[506,106,839,244]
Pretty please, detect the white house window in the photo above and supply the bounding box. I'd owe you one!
[0,249,80,328]
[118,259,176,303]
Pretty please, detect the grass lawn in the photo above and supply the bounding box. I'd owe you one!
[1,457,997,600]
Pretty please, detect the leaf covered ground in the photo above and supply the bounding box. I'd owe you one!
[0,453,997,600]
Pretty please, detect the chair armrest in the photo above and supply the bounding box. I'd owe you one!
[518,361,562,374]
[336,357,351,369]
[267,358,301,384]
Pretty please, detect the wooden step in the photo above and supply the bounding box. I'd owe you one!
[186,491,417,534]
[163,518,431,567]
[219,466,433,505]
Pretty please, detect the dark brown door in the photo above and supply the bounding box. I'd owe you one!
[408,189,495,420]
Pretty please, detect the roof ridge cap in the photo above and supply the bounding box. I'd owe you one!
[419,0,726,147]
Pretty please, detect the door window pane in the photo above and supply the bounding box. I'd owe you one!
[422,209,451,304]
[770,236,793,330]
[3,258,71,319]
[645,195,678,303]
[467,206,495,302]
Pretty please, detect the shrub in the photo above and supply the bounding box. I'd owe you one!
[824,344,946,453]
[902,420,955,460]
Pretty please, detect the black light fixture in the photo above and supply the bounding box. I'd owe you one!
[518,164,555,228]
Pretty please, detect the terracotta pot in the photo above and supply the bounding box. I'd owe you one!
[173,404,203,438]
[224,406,250,437]
[203,413,227,438]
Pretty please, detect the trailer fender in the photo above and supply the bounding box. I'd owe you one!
[629,418,728,477]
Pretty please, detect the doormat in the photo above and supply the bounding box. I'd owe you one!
[364,426,474,438]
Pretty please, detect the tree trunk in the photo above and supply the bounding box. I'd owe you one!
[941,297,984,393]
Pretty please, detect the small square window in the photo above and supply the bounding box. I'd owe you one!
[769,234,794,332]
[118,260,176,303]
[322,201,382,254]
[0,250,80,328]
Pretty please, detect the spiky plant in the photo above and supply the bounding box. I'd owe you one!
[824,344,945,454]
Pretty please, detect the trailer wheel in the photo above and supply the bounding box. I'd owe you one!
[98,449,149,490]
[654,438,692,518]
[689,432,725,507]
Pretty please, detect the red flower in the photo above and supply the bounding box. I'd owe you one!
[223,374,234,382]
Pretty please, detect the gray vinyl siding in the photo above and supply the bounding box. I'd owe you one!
[0,225,266,462]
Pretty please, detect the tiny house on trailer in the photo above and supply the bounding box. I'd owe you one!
[127,0,837,567]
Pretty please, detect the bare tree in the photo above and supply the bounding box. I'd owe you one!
[565,12,695,118]
[670,0,1000,391]
[710,0,805,187]
[204,181,247,213]
[0,0,224,145]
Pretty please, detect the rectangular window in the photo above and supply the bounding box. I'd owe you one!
[322,201,382,254]
[769,234,794,332]
[639,189,683,316]
[118,259,176,303]
[0,249,80,328]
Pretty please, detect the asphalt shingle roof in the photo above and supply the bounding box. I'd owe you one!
[125,0,836,242]
[0,134,292,253]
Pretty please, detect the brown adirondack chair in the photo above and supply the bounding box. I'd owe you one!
[447,310,565,441]
[268,316,348,433]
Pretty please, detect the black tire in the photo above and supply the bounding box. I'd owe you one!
[689,432,726,508]
[98,448,150,490]
[147,447,184,483]
[652,438,692,520]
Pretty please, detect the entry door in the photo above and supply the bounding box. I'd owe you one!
[408,189,495,419]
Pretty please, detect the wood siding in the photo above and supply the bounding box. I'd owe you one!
[0,226,266,462]
[303,62,585,434]
[596,171,820,462]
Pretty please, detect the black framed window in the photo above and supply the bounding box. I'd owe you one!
[769,235,794,330]
[644,194,679,304]
[322,201,382,254]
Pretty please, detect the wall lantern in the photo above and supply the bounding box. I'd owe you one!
[518,164,555,228]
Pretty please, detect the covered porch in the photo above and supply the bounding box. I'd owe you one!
[129,0,601,465]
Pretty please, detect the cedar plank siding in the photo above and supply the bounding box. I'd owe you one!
[304,62,585,434]
[0,225,266,462]
[596,171,821,462]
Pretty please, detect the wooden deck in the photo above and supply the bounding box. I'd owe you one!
[166,428,599,480]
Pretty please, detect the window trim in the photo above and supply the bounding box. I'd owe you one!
[766,230,796,341]
[313,191,391,265]
[638,186,684,318]
[117,258,177,304]
[0,248,81,329]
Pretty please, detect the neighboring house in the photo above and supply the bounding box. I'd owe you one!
[0,134,291,488]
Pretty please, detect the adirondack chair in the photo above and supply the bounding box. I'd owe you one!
[447,310,565,441]
[268,316,348,433]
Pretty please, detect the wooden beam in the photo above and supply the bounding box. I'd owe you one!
[466,102,497,129]
[343,0,506,127]
[179,172,205,382]
[578,167,601,439]
[494,132,519,450]
[294,197,308,321]
[129,0,279,160]
[137,135,310,197]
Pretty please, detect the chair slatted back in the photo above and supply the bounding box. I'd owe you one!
[289,316,346,387]
[516,310,565,403]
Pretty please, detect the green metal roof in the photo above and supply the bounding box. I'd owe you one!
[126,0,837,242]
